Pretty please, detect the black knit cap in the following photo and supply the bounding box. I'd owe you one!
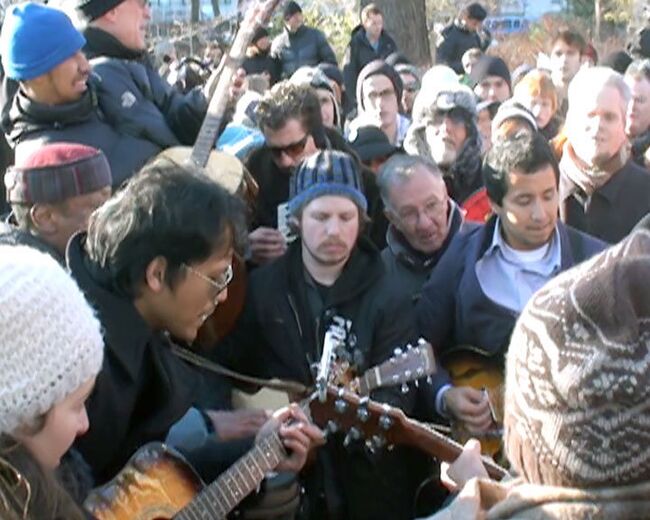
[75,0,125,21]
[602,50,633,74]
[348,126,396,163]
[469,55,511,90]
[465,2,487,21]
[317,62,344,87]
[628,27,650,59]
[356,59,403,111]
[283,1,302,20]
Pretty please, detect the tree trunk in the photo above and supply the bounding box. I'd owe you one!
[211,0,220,18]
[360,0,431,66]
[191,0,200,23]
[594,0,601,43]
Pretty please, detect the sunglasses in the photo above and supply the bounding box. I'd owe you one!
[268,134,309,160]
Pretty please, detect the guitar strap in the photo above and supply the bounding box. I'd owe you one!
[170,344,310,396]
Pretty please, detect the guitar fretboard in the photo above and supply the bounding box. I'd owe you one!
[175,432,285,519]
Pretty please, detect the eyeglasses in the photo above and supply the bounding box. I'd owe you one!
[397,199,447,227]
[366,87,396,103]
[183,263,233,303]
[268,134,310,160]
[431,108,468,126]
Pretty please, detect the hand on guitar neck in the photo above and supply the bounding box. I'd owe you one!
[256,403,325,473]
[442,386,495,433]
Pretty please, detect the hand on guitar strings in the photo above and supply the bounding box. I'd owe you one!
[440,439,489,492]
[206,408,271,442]
[248,227,287,265]
[256,403,325,473]
[443,387,494,433]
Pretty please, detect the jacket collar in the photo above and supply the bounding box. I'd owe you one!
[67,232,154,380]
[7,87,96,143]
[82,26,147,61]
[386,200,464,271]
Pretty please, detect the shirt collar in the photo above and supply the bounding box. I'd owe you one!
[483,217,562,276]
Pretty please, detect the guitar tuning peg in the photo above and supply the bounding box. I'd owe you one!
[343,427,362,448]
[371,434,386,450]
[325,420,338,437]
[414,380,419,388]
[405,370,412,379]
[426,375,433,384]
[364,439,377,456]
[334,398,348,414]
[379,414,393,431]
[357,406,370,423]
[418,337,427,345]
[393,347,403,357]
[401,383,409,394]
[406,343,412,350]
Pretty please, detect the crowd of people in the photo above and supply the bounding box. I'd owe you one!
[1,0,650,518]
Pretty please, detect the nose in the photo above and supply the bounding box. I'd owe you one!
[325,217,341,235]
[530,198,545,221]
[276,151,296,169]
[215,287,228,306]
[78,408,90,436]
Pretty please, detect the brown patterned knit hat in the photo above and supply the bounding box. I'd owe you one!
[504,229,650,487]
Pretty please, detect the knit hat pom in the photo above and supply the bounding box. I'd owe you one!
[0,2,86,81]
[289,150,367,216]
[0,246,104,435]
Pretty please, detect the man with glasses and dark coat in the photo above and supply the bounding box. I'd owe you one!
[245,81,385,265]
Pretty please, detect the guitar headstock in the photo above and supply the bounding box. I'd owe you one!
[359,339,436,394]
[308,386,409,452]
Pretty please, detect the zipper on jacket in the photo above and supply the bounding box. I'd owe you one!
[287,294,304,339]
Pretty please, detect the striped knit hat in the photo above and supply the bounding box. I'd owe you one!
[5,143,112,205]
[504,229,650,487]
[288,150,367,216]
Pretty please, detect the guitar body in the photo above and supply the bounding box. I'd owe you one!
[441,346,504,458]
[84,443,202,520]
[158,147,259,347]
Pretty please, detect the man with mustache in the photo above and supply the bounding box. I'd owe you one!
[245,82,385,265]
[216,150,431,520]
[559,66,650,243]
[416,131,604,436]
[0,2,159,187]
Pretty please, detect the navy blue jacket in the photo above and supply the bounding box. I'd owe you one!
[415,216,606,404]
[270,24,337,79]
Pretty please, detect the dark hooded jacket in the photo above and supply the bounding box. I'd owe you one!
[4,86,159,189]
[82,27,207,148]
[343,25,397,109]
[216,236,430,520]
[270,24,337,80]
[435,20,490,74]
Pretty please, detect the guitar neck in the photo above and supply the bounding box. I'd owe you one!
[355,369,378,395]
[176,432,285,519]
[402,417,507,481]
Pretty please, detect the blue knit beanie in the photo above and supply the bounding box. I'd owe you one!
[0,3,86,81]
[289,150,367,216]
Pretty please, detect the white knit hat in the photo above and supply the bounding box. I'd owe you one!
[0,245,104,435]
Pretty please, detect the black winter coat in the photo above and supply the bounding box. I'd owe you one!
[5,87,159,189]
[435,21,489,74]
[343,26,397,108]
[560,159,650,244]
[216,237,430,520]
[270,25,337,79]
[83,27,207,148]
[67,234,199,484]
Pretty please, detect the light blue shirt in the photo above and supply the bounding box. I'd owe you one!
[475,219,562,313]
[435,219,562,416]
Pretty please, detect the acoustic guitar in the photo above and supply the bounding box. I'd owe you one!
[309,385,508,481]
[441,346,504,459]
[85,343,437,519]
[163,0,282,348]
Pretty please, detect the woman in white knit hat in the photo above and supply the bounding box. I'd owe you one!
[0,245,104,519]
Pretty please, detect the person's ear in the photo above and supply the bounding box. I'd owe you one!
[29,204,57,236]
[144,256,168,293]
